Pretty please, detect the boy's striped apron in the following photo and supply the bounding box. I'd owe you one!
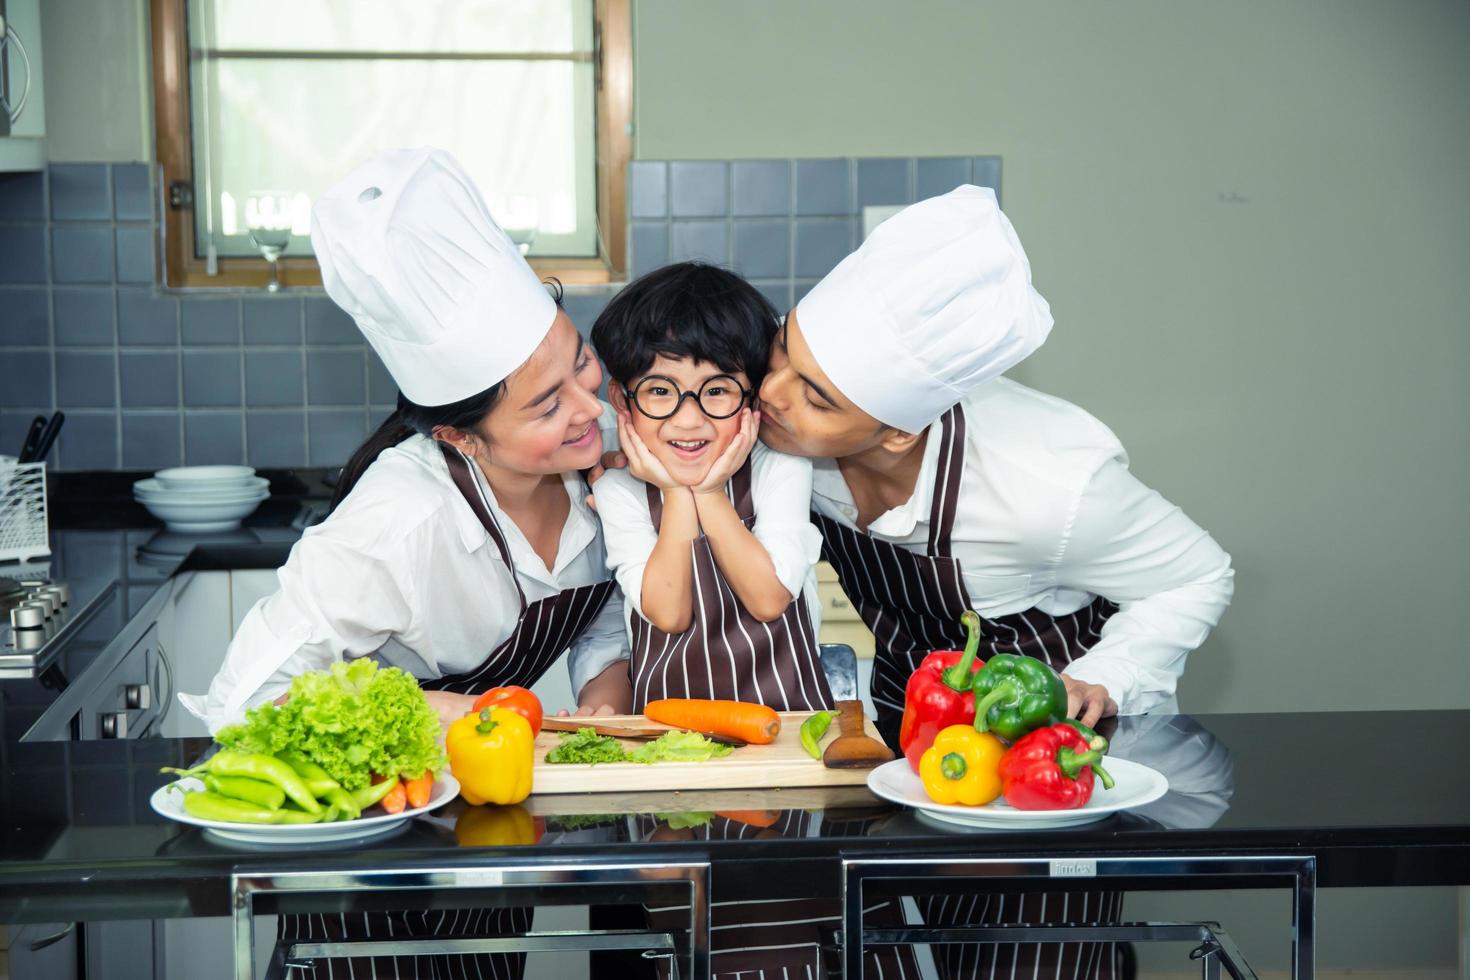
[629,457,830,712]
[278,444,616,980]
[812,404,1125,979]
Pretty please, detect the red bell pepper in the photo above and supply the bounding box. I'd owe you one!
[471,685,543,736]
[898,610,985,772]
[998,722,1115,810]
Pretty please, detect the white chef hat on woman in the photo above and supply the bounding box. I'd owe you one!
[795,185,1053,433]
[310,147,555,407]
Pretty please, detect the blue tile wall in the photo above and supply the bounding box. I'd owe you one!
[0,156,999,470]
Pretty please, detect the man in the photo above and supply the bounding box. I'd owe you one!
[760,185,1233,743]
[757,184,1234,979]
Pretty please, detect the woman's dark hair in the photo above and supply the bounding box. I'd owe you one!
[328,281,563,512]
[590,262,778,390]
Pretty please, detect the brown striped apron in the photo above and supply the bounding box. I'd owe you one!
[629,457,831,712]
[637,810,922,980]
[812,403,1124,980]
[629,462,917,979]
[277,444,617,980]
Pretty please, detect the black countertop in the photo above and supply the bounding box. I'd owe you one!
[3,481,1469,926]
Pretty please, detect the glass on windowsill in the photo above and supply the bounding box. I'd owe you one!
[244,190,297,292]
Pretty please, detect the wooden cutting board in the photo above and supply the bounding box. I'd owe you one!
[530,711,885,795]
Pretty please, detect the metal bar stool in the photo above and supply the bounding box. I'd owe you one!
[839,853,1315,979]
[234,857,711,980]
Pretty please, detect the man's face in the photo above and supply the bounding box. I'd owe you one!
[757,308,889,459]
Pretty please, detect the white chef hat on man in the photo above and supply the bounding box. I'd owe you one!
[310,147,555,407]
[796,185,1053,434]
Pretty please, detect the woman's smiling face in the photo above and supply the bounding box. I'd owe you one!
[476,311,606,474]
[615,354,751,487]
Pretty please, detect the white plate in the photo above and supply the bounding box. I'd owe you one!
[867,757,1168,830]
[134,477,270,498]
[134,491,267,531]
[153,465,257,489]
[151,773,460,844]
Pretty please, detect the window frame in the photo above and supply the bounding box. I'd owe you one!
[149,0,630,290]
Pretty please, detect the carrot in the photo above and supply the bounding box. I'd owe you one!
[404,771,434,809]
[644,698,781,745]
[716,809,781,828]
[379,778,407,815]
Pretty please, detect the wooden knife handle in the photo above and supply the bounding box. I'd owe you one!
[834,699,866,736]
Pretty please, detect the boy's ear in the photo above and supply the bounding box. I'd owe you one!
[609,385,628,414]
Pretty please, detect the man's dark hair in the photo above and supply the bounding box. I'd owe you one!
[591,262,779,388]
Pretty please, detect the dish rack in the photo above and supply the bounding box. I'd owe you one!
[0,455,50,562]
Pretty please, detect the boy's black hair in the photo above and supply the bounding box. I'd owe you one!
[590,262,779,388]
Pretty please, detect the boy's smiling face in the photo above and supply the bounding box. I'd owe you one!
[616,354,752,487]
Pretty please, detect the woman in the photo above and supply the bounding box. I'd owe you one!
[180,147,631,978]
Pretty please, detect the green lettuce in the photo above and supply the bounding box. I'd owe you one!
[544,728,630,765]
[216,659,445,791]
[627,730,732,764]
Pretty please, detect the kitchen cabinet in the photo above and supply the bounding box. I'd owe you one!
[816,561,875,660]
[0,0,45,171]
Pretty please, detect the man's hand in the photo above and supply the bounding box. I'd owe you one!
[618,411,683,490]
[1060,674,1117,728]
[693,408,759,495]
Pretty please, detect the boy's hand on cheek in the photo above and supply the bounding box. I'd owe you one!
[619,411,682,491]
[694,408,759,496]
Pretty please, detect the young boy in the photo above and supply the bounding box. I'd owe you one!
[589,262,831,712]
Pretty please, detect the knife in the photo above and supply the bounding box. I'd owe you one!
[16,415,46,463]
[26,412,65,465]
[540,716,747,747]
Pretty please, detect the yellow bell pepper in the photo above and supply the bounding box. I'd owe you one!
[446,706,534,805]
[455,804,544,847]
[918,724,1005,806]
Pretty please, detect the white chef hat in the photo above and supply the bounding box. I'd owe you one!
[310,147,555,407]
[795,185,1053,433]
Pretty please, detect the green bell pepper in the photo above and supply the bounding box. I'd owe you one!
[970,653,1068,741]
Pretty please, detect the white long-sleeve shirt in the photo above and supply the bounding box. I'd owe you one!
[810,378,1234,715]
[594,441,825,638]
[179,430,628,733]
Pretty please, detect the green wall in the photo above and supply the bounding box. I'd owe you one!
[637,0,1470,716]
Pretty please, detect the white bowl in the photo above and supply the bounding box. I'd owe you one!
[153,465,257,490]
[134,476,269,499]
[134,489,268,532]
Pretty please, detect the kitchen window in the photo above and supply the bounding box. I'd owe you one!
[150,0,631,290]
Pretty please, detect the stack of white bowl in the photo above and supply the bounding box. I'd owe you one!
[132,466,270,533]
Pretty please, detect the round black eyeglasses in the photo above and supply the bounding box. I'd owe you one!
[623,374,754,420]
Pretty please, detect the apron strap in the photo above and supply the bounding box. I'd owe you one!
[925,404,966,559]
[438,441,527,610]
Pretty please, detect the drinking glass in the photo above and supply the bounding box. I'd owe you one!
[245,190,295,292]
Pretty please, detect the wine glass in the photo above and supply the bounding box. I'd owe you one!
[244,190,296,292]
[501,194,541,256]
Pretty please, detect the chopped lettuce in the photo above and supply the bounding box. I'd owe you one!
[627,730,733,764]
[215,659,444,791]
[545,728,630,765]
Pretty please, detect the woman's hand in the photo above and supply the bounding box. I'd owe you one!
[1060,674,1118,728]
[693,408,759,496]
[618,411,682,491]
[422,690,478,731]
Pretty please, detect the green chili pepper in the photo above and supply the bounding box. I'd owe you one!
[1060,718,1109,753]
[351,777,400,811]
[163,751,322,814]
[799,710,837,760]
[203,774,286,810]
[276,804,334,825]
[971,654,1069,741]
[277,751,362,820]
[183,791,288,825]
